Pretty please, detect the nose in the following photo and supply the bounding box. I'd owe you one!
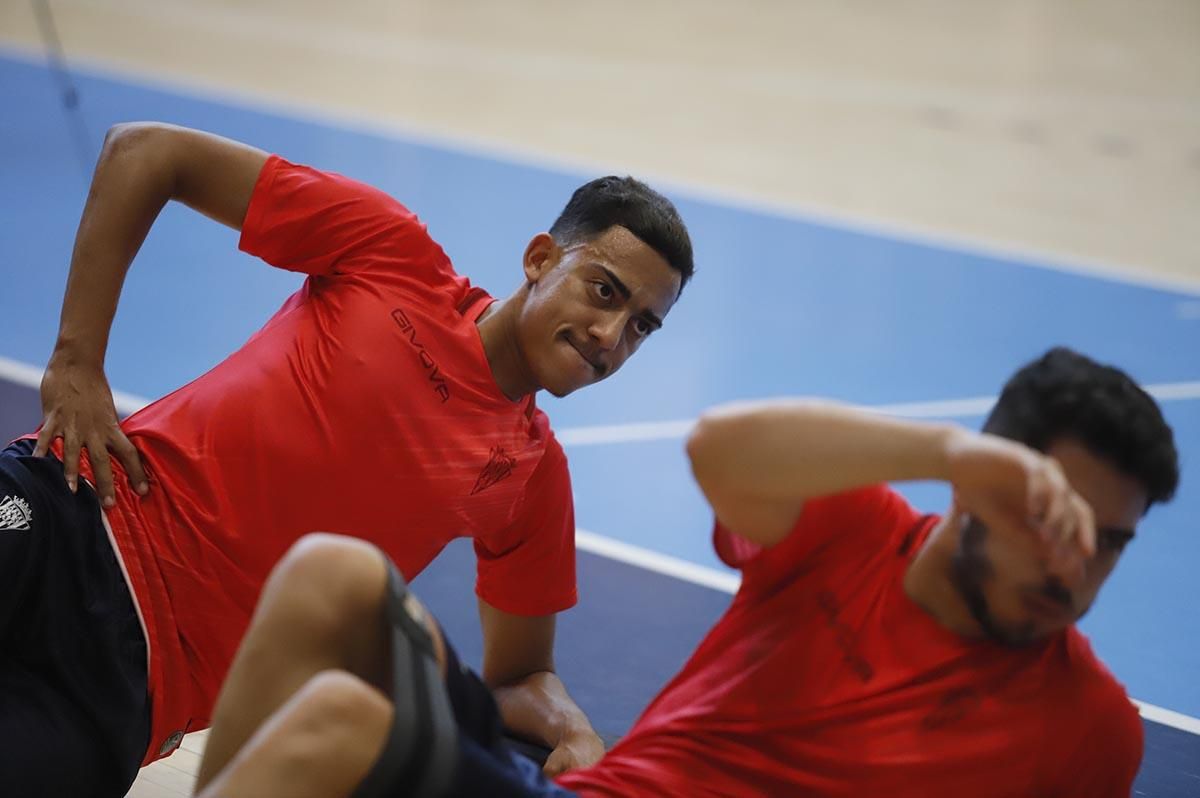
[1047,551,1087,595]
[588,311,626,351]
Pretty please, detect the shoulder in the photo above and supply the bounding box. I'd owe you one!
[1060,630,1141,721]
[526,412,570,483]
[1045,631,1143,782]
[716,484,923,576]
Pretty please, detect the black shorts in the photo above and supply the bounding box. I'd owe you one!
[440,643,579,798]
[0,439,151,798]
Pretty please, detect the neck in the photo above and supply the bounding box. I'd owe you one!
[475,292,539,401]
[903,516,985,639]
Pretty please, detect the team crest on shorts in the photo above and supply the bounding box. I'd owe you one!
[0,495,32,531]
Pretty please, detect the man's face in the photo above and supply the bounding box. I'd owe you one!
[951,438,1147,647]
[516,226,682,397]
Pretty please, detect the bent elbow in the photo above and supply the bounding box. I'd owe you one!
[685,411,718,476]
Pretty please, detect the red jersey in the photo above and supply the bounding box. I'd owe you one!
[47,156,577,763]
[557,485,1141,797]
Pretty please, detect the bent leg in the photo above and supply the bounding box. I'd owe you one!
[197,533,446,791]
[196,670,392,798]
[198,533,574,797]
[198,533,432,787]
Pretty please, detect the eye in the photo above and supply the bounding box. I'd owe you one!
[632,318,652,338]
[591,281,614,303]
[1100,530,1132,553]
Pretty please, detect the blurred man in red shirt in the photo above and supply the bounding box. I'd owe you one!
[194,347,1177,798]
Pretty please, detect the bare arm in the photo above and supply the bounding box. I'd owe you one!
[478,599,603,776]
[36,123,268,504]
[687,400,959,546]
[687,399,1095,562]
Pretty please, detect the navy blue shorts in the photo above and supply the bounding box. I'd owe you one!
[0,439,150,797]
[439,642,579,798]
[354,558,580,798]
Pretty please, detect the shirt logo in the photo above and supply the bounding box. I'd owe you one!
[0,495,32,531]
[816,590,875,683]
[471,446,517,495]
[921,687,983,730]
[392,308,451,403]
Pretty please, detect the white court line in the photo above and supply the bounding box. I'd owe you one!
[0,354,148,416]
[559,382,1200,446]
[1133,701,1200,736]
[2,40,1200,299]
[576,528,740,594]
[0,356,43,389]
[3,353,1198,442]
[576,527,1200,737]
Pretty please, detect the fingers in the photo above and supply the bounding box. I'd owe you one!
[31,416,148,503]
[63,428,81,493]
[33,418,57,458]
[89,437,117,508]
[542,748,569,778]
[960,441,1100,590]
[1037,466,1096,588]
[1068,493,1097,558]
[1027,458,1069,545]
[111,432,150,496]
[37,363,147,501]
[1039,464,1094,556]
[541,732,605,777]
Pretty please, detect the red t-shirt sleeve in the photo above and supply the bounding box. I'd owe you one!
[238,155,443,277]
[474,439,578,616]
[714,484,916,593]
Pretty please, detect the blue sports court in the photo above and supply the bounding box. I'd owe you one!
[1,34,1197,797]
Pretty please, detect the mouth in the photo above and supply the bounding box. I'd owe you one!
[1022,592,1073,623]
[563,335,606,377]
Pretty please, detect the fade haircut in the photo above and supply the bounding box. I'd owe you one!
[550,176,694,293]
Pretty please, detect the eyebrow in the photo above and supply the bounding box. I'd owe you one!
[1101,527,1136,544]
[597,265,664,330]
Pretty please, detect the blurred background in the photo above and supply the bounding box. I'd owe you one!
[1,2,1198,796]
[4,0,1198,284]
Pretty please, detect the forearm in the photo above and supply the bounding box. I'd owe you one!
[688,399,963,505]
[54,123,178,364]
[54,122,265,364]
[491,670,595,748]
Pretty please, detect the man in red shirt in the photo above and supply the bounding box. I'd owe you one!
[0,123,692,796]
[192,347,1176,797]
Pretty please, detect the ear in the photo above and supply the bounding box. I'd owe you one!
[522,232,559,284]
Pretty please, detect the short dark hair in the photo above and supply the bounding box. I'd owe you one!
[983,347,1179,510]
[550,176,694,292]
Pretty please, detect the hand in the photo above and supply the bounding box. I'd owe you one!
[543,727,605,777]
[34,350,148,506]
[945,430,1096,584]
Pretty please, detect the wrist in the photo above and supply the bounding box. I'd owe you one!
[49,334,106,369]
[558,716,596,742]
[932,424,971,482]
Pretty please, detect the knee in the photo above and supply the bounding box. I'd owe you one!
[296,670,392,731]
[273,533,385,598]
[263,533,388,632]
[277,670,393,771]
